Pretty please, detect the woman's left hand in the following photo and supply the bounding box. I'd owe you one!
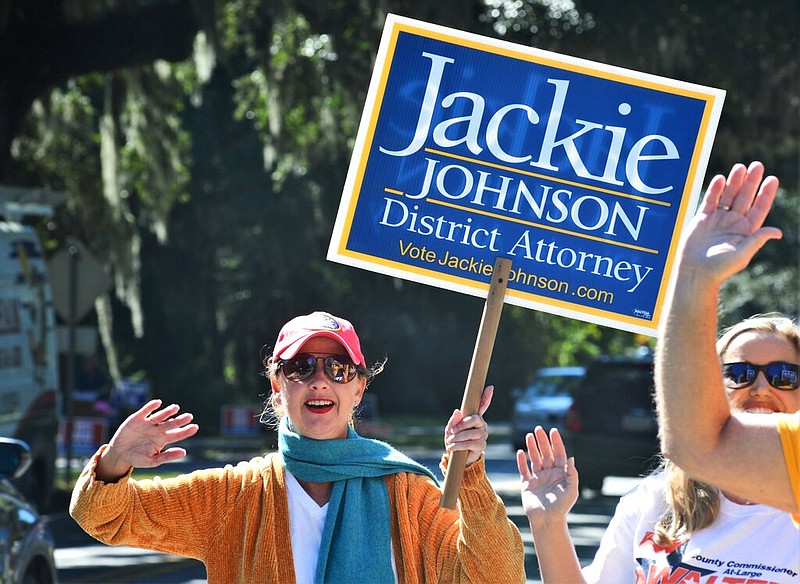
[444,385,493,466]
[517,426,578,527]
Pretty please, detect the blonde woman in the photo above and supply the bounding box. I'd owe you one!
[655,160,800,517]
[518,315,800,583]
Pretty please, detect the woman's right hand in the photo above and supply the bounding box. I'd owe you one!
[96,399,199,482]
[516,426,579,527]
[678,161,781,287]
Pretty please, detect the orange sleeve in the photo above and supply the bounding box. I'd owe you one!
[777,412,800,523]
[389,457,525,583]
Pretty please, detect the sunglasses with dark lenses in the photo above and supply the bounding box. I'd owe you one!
[722,361,800,391]
[278,353,365,384]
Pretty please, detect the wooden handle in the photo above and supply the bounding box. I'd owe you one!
[439,257,511,508]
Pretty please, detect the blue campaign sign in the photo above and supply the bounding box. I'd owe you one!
[328,14,724,336]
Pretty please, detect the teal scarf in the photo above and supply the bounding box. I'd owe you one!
[279,417,438,584]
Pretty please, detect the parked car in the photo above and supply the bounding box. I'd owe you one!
[510,366,586,451]
[0,437,58,583]
[562,352,660,492]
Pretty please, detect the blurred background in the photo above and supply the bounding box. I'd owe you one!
[1,0,797,433]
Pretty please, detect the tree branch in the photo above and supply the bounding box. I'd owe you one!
[0,0,214,177]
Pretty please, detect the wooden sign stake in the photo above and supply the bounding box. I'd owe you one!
[439,257,511,509]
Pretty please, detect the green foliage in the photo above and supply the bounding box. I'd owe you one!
[4,0,798,428]
[481,0,596,38]
[719,183,800,326]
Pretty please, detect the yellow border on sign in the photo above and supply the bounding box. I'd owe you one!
[329,15,724,336]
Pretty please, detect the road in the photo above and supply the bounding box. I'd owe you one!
[47,441,639,583]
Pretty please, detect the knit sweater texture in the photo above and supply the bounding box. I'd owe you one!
[70,446,525,583]
[777,411,800,523]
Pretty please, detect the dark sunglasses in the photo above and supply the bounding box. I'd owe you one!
[722,361,800,391]
[277,353,365,384]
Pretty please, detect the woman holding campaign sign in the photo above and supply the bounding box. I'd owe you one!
[70,310,525,583]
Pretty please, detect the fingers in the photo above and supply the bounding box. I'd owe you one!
[516,448,531,479]
[444,408,462,437]
[747,174,780,230]
[446,390,491,463]
[477,385,494,416]
[549,427,569,467]
[699,173,726,213]
[140,402,196,434]
[148,406,199,449]
[524,431,542,473]
[152,411,194,431]
[146,402,184,425]
[535,426,555,466]
[136,399,168,419]
[163,417,200,443]
[716,162,748,211]
[152,447,189,465]
[445,417,487,449]
[521,427,569,473]
[710,161,779,221]
[113,399,198,452]
[447,385,494,437]
[728,161,764,214]
[566,457,578,487]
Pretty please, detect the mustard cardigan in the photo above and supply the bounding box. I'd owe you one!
[70,446,525,583]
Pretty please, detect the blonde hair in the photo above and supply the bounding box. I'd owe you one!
[715,313,800,358]
[653,462,721,546]
[653,314,799,546]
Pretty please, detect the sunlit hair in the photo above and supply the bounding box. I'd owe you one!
[715,313,800,359]
[653,461,721,546]
[654,314,799,546]
[258,351,386,430]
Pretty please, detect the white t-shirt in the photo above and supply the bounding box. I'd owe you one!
[583,472,800,584]
[286,470,328,584]
[285,470,399,583]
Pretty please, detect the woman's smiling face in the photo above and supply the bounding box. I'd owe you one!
[721,331,800,415]
[271,337,366,440]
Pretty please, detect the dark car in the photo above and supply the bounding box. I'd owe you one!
[510,366,586,451]
[562,352,661,492]
[0,437,58,583]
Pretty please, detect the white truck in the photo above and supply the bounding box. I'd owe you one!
[0,219,60,510]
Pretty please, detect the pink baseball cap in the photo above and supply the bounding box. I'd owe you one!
[273,311,366,366]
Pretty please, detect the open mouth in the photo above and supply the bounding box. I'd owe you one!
[306,399,335,413]
[744,406,779,414]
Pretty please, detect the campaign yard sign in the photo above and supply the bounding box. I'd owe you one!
[328,14,724,336]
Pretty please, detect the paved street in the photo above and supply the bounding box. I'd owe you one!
[48,441,640,583]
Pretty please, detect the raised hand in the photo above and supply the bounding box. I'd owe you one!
[680,161,781,285]
[517,426,578,527]
[96,399,199,482]
[444,385,494,466]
